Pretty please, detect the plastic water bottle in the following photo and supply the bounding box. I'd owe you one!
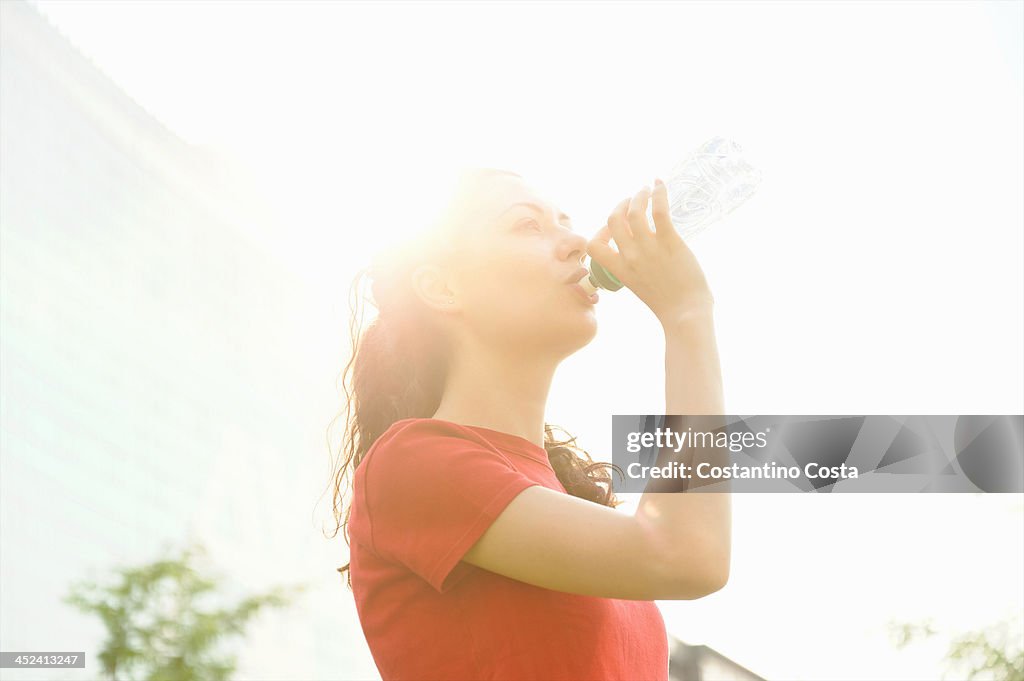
[580,137,762,293]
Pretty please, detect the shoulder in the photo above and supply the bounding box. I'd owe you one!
[356,417,533,527]
[376,417,472,446]
[362,418,517,475]
[369,418,504,459]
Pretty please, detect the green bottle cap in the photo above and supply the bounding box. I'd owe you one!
[588,259,624,291]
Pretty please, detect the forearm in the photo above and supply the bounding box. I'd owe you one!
[659,309,724,414]
[634,310,732,594]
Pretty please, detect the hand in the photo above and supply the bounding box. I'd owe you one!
[587,179,715,323]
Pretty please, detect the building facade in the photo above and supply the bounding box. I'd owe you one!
[0,2,376,678]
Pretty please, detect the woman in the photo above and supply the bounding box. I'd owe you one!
[326,168,730,680]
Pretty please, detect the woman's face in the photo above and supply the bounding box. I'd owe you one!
[416,173,598,357]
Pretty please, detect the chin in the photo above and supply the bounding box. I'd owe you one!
[561,313,598,351]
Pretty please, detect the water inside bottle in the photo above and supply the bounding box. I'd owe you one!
[590,137,761,293]
[647,137,762,241]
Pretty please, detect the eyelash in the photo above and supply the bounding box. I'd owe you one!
[519,218,573,233]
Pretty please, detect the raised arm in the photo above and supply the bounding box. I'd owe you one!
[633,310,730,594]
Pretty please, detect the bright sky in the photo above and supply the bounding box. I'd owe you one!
[27,1,1024,679]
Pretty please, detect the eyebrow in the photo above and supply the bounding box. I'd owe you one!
[498,201,573,224]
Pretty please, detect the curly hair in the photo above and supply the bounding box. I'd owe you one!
[323,168,623,589]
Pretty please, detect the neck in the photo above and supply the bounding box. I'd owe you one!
[431,336,558,450]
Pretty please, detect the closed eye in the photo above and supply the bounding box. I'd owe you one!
[518,217,575,231]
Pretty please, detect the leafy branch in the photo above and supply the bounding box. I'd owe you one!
[64,543,306,681]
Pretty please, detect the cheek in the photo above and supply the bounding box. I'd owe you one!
[465,269,558,323]
[459,241,564,316]
[467,244,549,292]
[470,281,551,317]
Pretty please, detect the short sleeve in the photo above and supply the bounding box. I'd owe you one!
[360,420,539,593]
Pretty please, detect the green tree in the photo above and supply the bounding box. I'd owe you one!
[890,616,1024,681]
[64,543,307,681]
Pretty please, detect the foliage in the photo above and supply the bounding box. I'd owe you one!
[64,543,307,681]
[890,616,1024,681]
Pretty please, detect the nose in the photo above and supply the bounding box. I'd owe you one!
[560,230,589,265]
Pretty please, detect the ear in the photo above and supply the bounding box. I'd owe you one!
[410,263,459,312]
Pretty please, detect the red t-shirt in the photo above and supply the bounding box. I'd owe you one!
[348,417,669,681]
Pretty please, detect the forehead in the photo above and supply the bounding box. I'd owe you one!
[428,173,568,259]
[469,174,567,225]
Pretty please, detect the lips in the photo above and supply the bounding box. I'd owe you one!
[570,283,599,305]
[564,266,590,285]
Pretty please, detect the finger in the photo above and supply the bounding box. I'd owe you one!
[590,223,614,247]
[607,196,634,258]
[651,178,681,244]
[627,185,654,243]
[586,234,624,279]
